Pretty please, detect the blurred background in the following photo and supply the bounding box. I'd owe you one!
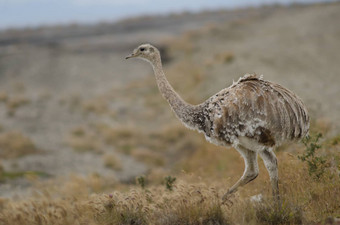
[0,1,340,222]
[0,0,330,29]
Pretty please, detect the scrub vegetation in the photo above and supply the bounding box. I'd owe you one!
[1,2,340,225]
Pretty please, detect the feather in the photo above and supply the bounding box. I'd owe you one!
[202,74,309,147]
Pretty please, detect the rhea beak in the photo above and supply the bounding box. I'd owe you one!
[125,53,137,59]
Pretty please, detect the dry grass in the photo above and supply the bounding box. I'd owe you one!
[0,196,98,225]
[0,93,30,116]
[103,154,122,170]
[310,118,333,136]
[0,180,230,225]
[231,197,304,225]
[66,135,100,152]
[0,92,8,102]
[6,96,30,110]
[164,33,195,54]
[2,3,340,225]
[166,60,204,100]
[82,97,109,115]
[66,127,102,153]
[0,131,39,159]
[92,123,202,166]
[66,122,201,167]
[214,51,235,64]
[131,148,165,166]
[1,131,339,225]
[1,168,338,225]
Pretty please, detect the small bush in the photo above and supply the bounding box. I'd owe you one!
[298,133,327,180]
[136,175,147,189]
[103,154,122,170]
[0,131,39,159]
[164,176,176,191]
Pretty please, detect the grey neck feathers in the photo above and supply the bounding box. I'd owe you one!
[150,54,202,130]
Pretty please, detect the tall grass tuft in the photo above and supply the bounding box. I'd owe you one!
[252,199,304,225]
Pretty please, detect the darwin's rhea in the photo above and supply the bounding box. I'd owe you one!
[126,44,310,202]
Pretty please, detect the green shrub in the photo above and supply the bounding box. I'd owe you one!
[164,176,176,191]
[298,133,327,180]
[136,175,147,189]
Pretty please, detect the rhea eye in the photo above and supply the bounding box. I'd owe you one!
[140,48,145,51]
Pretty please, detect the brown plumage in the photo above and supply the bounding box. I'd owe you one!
[126,44,310,204]
[202,74,309,148]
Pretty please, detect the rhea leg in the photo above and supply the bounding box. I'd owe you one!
[259,148,280,202]
[222,146,259,203]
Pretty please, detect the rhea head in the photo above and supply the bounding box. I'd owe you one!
[125,43,159,63]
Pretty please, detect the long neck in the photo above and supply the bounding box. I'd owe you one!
[150,55,201,129]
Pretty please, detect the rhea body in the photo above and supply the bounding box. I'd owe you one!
[126,44,310,202]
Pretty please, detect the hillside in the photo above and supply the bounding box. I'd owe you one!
[0,2,339,224]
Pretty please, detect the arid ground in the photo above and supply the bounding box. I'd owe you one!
[0,2,339,224]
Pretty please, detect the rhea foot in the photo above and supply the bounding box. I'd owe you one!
[221,190,235,206]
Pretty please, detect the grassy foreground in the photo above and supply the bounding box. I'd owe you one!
[1,132,339,225]
[1,3,340,224]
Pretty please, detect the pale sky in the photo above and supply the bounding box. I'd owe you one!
[0,0,332,30]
